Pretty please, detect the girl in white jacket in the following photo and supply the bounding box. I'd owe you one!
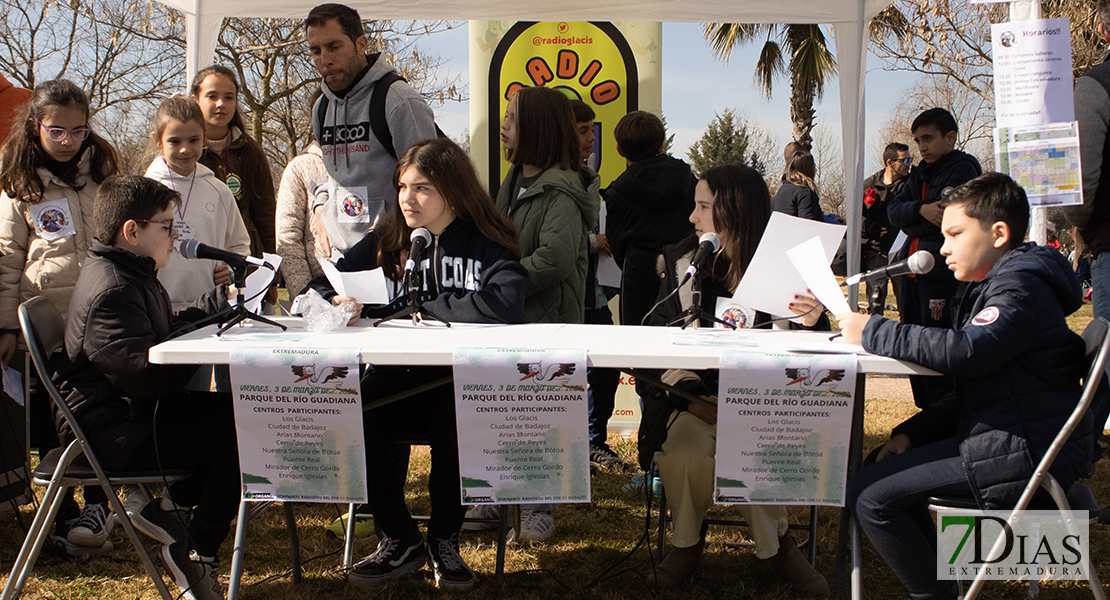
[0,79,120,554]
[144,96,250,311]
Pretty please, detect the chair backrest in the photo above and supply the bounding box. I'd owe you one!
[1012,316,1110,513]
[17,297,94,450]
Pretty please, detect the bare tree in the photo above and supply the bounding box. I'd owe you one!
[0,0,184,110]
[213,17,465,177]
[810,123,844,217]
[876,70,996,172]
[871,0,1106,106]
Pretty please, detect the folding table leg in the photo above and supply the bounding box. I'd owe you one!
[227,499,251,600]
[283,503,301,583]
[343,502,357,570]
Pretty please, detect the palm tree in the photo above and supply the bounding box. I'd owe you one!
[703,23,837,149]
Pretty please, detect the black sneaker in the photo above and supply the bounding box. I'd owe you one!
[589,443,627,469]
[159,541,223,600]
[427,532,477,591]
[66,502,111,548]
[132,499,190,545]
[347,527,426,588]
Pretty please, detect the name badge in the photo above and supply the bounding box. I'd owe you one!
[226,173,243,199]
[336,185,370,224]
[30,199,77,241]
[715,297,756,330]
[174,220,195,240]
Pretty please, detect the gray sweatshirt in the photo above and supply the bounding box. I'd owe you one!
[311,54,438,255]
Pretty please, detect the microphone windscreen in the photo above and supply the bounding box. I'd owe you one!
[178,237,200,259]
[699,232,720,252]
[908,250,935,275]
[411,227,432,245]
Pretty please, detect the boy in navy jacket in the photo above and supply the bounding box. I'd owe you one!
[838,172,1103,600]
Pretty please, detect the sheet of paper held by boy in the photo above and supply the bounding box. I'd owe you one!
[732,213,845,321]
[317,256,391,305]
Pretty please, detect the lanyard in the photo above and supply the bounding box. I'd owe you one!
[163,157,197,221]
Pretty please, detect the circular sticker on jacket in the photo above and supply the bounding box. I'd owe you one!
[971,306,999,326]
[342,193,366,218]
[226,173,242,199]
[39,208,67,233]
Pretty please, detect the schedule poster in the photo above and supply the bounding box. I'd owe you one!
[714,350,856,506]
[453,347,590,505]
[230,346,366,503]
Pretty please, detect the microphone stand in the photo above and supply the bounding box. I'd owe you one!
[667,274,737,330]
[373,267,451,327]
[217,265,288,336]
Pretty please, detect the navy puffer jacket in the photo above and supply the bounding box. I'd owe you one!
[862,243,1103,509]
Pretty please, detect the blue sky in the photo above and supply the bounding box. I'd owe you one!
[415,21,922,171]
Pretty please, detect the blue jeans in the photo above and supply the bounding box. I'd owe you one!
[1091,252,1110,322]
[847,438,967,600]
[585,305,620,448]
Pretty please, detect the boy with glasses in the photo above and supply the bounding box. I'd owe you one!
[59,175,239,600]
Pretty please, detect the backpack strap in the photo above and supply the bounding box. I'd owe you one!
[370,71,405,159]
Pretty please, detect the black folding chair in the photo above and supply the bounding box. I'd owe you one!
[2,296,189,600]
[927,316,1110,600]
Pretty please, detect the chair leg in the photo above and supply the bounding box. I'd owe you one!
[656,488,668,563]
[343,502,356,570]
[227,499,251,600]
[807,505,817,566]
[1,479,69,600]
[101,484,176,600]
[282,503,301,584]
[495,505,509,583]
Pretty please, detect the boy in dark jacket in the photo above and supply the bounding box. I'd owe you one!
[887,107,982,409]
[839,172,1102,600]
[603,111,696,330]
[59,175,237,600]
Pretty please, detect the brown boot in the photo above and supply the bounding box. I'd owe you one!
[646,538,705,590]
[767,533,829,597]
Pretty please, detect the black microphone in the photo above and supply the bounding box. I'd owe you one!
[178,238,265,269]
[404,227,433,276]
[842,250,935,286]
[682,232,720,283]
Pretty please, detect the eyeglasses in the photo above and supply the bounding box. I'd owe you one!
[899,157,913,165]
[38,122,91,143]
[135,218,176,234]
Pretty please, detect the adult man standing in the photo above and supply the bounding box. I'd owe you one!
[1067,0,1110,322]
[859,142,911,314]
[306,3,438,257]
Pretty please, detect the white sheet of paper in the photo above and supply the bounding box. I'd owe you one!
[232,253,282,314]
[318,257,391,304]
[733,213,845,319]
[2,365,23,407]
[787,237,851,316]
[596,202,622,288]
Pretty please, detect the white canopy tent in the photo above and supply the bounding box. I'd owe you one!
[154,0,898,290]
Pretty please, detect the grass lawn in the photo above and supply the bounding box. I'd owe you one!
[2,303,1106,599]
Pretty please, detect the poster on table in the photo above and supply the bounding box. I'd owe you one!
[454,347,590,505]
[230,346,366,503]
[714,350,856,506]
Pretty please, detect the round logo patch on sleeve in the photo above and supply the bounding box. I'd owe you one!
[971,306,1000,326]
